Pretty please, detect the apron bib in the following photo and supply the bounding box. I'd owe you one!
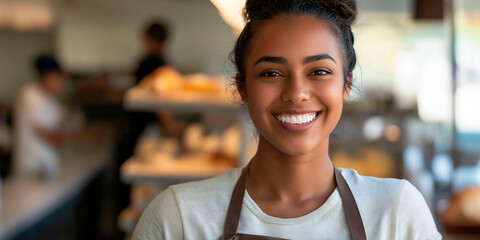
[220,166,367,240]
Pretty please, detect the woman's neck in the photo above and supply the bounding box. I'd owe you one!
[246,135,336,204]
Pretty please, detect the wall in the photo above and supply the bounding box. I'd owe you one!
[56,0,236,75]
[0,31,54,105]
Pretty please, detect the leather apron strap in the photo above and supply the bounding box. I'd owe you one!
[222,167,249,239]
[334,168,367,240]
[221,166,367,240]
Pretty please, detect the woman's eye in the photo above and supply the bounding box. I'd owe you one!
[309,70,329,76]
[260,71,282,77]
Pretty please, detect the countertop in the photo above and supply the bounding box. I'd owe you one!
[0,125,114,240]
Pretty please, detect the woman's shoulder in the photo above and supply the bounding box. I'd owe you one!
[133,168,243,240]
[339,168,441,239]
[339,167,430,209]
[140,167,242,219]
[161,167,243,217]
[338,167,410,218]
[339,167,407,200]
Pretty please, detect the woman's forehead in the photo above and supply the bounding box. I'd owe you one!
[247,15,343,66]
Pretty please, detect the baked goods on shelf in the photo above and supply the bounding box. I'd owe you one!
[183,74,223,93]
[183,123,241,161]
[332,147,395,178]
[134,137,179,164]
[139,66,183,92]
[139,65,226,97]
[124,123,242,181]
[441,187,480,233]
[221,125,241,159]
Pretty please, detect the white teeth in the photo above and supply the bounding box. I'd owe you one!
[275,112,317,124]
[292,116,297,124]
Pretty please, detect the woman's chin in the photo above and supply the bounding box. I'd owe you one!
[258,134,327,158]
[275,143,317,158]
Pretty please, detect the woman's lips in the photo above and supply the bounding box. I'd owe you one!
[272,111,321,133]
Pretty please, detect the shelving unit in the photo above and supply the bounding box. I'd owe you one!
[119,85,253,237]
[124,86,242,113]
[120,86,250,185]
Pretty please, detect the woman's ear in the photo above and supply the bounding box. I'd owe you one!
[235,73,247,103]
[343,72,353,101]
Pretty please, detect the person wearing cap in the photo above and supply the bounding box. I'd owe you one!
[13,55,67,179]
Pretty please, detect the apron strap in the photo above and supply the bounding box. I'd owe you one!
[222,166,367,240]
[223,166,248,239]
[334,168,367,240]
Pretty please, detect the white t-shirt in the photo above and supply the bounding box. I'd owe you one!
[133,168,442,240]
[14,83,62,176]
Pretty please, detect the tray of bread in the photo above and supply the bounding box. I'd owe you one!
[125,66,242,112]
[120,124,257,183]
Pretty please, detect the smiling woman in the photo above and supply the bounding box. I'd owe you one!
[132,1,442,239]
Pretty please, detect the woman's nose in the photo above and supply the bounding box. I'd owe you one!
[281,74,310,103]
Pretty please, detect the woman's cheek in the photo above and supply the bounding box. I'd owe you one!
[246,81,277,123]
[317,81,344,104]
[248,80,277,104]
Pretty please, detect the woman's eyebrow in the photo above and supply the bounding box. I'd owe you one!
[303,54,336,65]
[254,54,336,66]
[254,56,287,66]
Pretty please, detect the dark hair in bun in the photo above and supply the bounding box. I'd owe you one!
[244,0,356,25]
[233,0,357,93]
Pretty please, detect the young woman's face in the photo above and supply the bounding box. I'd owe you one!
[241,14,350,157]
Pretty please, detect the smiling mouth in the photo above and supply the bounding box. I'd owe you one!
[274,111,321,124]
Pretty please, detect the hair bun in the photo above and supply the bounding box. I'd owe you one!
[243,0,276,22]
[244,0,357,26]
[319,0,357,26]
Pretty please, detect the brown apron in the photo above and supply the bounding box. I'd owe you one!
[220,166,367,240]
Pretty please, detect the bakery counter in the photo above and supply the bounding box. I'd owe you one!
[0,126,114,240]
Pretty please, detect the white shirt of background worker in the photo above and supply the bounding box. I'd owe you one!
[14,55,67,179]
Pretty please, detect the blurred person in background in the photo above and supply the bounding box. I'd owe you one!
[134,21,169,84]
[120,21,184,164]
[13,55,67,179]
[115,20,186,222]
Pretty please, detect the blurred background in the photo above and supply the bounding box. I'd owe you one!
[0,0,479,239]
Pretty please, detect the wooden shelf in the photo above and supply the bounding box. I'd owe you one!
[120,154,235,184]
[122,86,251,171]
[124,87,245,114]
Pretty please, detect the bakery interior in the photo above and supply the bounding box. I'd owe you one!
[0,0,479,239]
